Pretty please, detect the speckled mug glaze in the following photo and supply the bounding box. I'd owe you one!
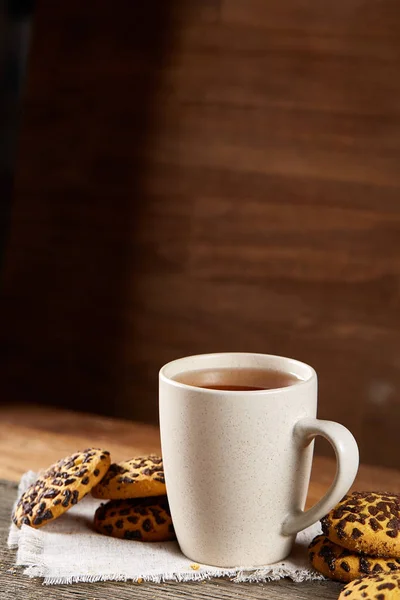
[159,353,359,568]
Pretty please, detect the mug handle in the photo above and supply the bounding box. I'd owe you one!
[282,418,359,536]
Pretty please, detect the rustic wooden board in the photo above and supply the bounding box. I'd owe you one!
[0,479,341,599]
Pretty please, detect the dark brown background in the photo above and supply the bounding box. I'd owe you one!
[1,0,400,468]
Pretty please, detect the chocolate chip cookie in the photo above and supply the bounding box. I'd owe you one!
[339,573,400,599]
[321,492,400,557]
[94,496,175,542]
[13,448,111,528]
[91,455,166,499]
[309,535,400,582]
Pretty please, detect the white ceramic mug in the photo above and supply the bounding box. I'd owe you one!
[159,352,359,568]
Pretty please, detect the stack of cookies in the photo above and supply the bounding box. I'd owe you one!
[91,455,176,542]
[12,449,175,544]
[309,492,400,584]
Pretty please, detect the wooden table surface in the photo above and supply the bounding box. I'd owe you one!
[1,403,400,600]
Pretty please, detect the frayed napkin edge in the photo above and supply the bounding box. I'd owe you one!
[22,567,324,586]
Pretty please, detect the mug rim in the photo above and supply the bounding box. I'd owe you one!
[159,352,317,395]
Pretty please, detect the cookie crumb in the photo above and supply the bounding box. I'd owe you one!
[137,577,143,584]
[190,563,200,570]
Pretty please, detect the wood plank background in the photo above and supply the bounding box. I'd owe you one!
[1,0,400,467]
